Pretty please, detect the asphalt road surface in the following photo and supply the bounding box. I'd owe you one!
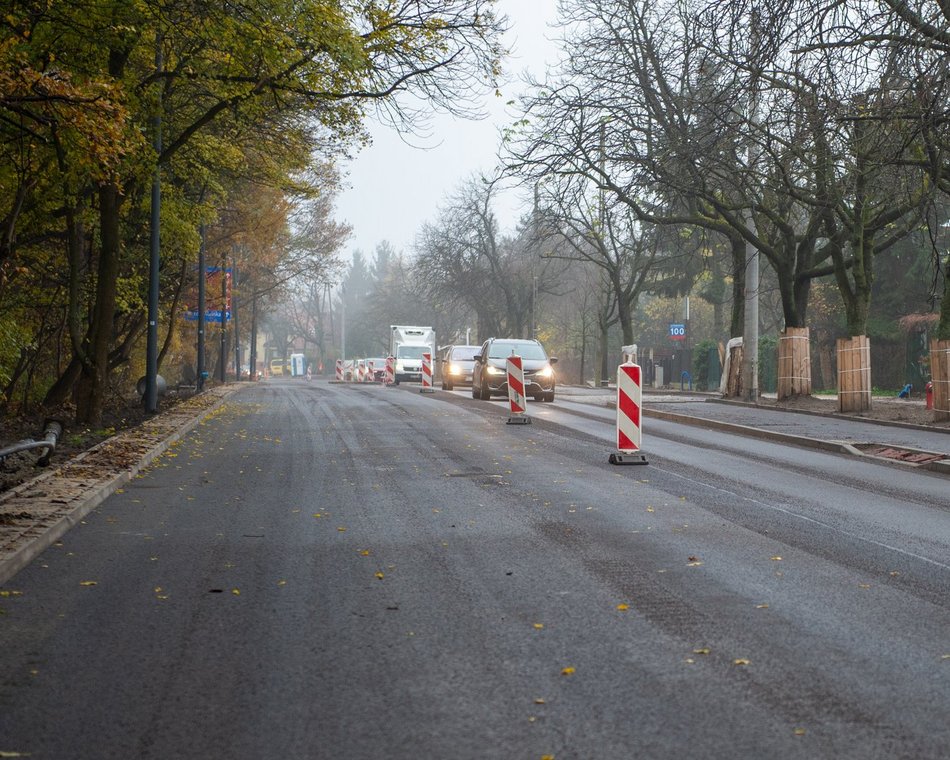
[1,379,948,759]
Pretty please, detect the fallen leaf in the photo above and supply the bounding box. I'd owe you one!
[693,647,711,655]
[858,583,871,589]
[337,527,346,532]
[533,623,544,630]
[684,658,695,664]
[687,555,699,562]
[770,556,783,561]
[375,572,385,580]
[277,580,287,587]
[79,581,97,587]
[359,550,371,556]
[534,698,546,704]
[687,561,703,567]
[793,728,806,736]
[231,588,240,596]
[616,603,630,611]
[560,666,575,676]
[733,658,750,666]
[756,603,770,609]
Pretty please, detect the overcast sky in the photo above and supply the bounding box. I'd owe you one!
[334,1,562,261]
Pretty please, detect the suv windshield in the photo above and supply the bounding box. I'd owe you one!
[451,346,478,361]
[487,341,547,361]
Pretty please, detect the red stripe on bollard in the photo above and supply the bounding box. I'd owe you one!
[611,362,647,464]
[506,355,530,424]
[420,352,434,393]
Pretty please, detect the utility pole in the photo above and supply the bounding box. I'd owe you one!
[219,258,227,383]
[144,33,162,413]
[196,225,206,391]
[232,262,240,380]
[740,13,761,402]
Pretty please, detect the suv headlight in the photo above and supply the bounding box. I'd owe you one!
[486,365,504,376]
[449,363,463,375]
[537,365,554,378]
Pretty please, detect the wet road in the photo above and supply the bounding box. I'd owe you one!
[0,380,947,759]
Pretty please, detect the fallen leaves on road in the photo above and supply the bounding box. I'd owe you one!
[79,581,97,587]
[560,666,575,676]
[375,572,385,580]
[616,603,630,611]
[733,658,750,666]
[693,647,711,655]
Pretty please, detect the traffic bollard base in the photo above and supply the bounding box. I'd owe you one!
[609,452,648,465]
[419,387,435,394]
[507,415,532,425]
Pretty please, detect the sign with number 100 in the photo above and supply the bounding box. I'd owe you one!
[669,323,686,341]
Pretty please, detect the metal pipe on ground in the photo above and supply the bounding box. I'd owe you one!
[0,419,64,467]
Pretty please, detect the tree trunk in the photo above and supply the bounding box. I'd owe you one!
[837,335,871,413]
[75,183,123,426]
[777,327,811,399]
[930,339,950,422]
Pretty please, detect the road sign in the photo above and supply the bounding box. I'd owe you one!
[669,323,686,341]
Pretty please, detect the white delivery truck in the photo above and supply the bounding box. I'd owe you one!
[390,325,435,384]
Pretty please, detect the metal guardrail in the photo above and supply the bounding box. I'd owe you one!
[0,419,64,467]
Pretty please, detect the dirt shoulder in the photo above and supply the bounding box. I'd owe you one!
[0,386,222,494]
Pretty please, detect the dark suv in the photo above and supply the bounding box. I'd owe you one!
[471,338,557,402]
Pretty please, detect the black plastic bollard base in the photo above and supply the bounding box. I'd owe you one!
[507,415,531,425]
[609,452,648,465]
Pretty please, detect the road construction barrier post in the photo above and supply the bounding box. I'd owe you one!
[332,359,344,383]
[506,355,531,425]
[610,362,648,465]
[366,360,375,383]
[420,352,435,393]
[385,356,396,386]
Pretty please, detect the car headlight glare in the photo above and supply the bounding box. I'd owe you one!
[537,365,553,378]
[486,365,504,376]
[449,363,463,375]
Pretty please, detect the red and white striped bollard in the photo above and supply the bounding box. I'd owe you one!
[385,356,396,386]
[506,355,530,425]
[334,358,343,383]
[420,352,434,393]
[610,362,648,464]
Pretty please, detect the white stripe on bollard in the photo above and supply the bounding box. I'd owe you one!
[420,352,434,393]
[506,355,531,425]
[610,362,647,464]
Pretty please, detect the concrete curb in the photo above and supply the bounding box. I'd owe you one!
[0,384,246,585]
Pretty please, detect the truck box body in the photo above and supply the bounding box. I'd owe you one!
[390,325,435,383]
